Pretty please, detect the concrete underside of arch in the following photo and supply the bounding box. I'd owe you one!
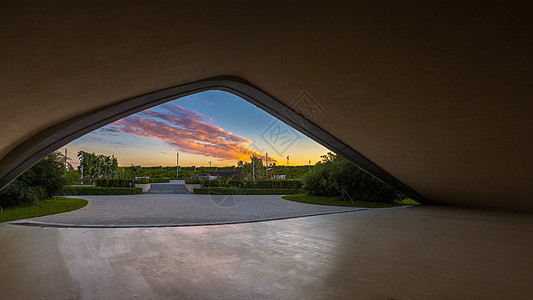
[1,1,532,211]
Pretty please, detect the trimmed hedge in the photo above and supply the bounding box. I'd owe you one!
[184,178,202,184]
[95,178,134,188]
[63,186,143,195]
[148,178,171,183]
[193,187,303,195]
[188,179,303,189]
[134,178,149,184]
[134,178,171,184]
[95,178,171,187]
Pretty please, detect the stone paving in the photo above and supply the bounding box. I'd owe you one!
[10,194,365,228]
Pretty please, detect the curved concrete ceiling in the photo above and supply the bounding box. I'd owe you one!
[1,1,532,211]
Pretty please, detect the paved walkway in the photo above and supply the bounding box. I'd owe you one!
[10,194,364,227]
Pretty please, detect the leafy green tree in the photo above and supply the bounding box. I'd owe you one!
[272,167,309,179]
[303,152,401,203]
[0,152,67,207]
[66,169,81,185]
[128,164,141,178]
[77,151,119,180]
[241,155,265,180]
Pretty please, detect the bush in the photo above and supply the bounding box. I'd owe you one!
[0,152,67,207]
[193,179,303,189]
[66,169,81,185]
[20,152,67,198]
[303,154,401,203]
[0,181,45,207]
[148,178,170,183]
[184,178,202,184]
[63,186,142,195]
[272,168,310,179]
[95,178,167,187]
[95,178,135,188]
[134,178,149,184]
[94,178,170,187]
[193,187,303,195]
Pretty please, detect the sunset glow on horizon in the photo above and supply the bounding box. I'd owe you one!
[64,90,329,168]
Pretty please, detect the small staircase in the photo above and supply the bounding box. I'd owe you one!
[145,182,190,194]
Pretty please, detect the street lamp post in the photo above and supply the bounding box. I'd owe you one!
[64,149,68,177]
[265,153,268,179]
[176,153,179,179]
[80,152,84,185]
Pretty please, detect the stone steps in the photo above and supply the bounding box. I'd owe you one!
[145,183,190,194]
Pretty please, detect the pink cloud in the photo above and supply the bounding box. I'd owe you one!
[108,104,275,162]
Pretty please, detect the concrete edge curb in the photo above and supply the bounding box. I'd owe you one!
[9,208,368,228]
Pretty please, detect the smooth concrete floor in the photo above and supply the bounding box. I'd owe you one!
[0,206,532,299]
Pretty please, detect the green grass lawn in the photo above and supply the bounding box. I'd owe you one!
[281,193,419,208]
[0,197,88,223]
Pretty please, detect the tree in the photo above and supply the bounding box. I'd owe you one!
[0,152,67,207]
[303,152,401,203]
[241,155,265,180]
[128,164,141,178]
[77,151,119,180]
[66,169,81,185]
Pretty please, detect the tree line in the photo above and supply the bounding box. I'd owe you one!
[0,150,404,208]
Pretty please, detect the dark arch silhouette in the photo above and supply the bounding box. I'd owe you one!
[0,76,425,203]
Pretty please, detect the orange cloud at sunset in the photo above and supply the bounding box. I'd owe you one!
[104,103,275,163]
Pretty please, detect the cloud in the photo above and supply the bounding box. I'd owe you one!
[106,103,274,162]
[202,99,214,106]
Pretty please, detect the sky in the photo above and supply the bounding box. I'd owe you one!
[64,90,329,168]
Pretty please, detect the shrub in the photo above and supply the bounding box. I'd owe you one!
[195,179,303,189]
[63,186,142,195]
[272,168,310,179]
[185,178,202,184]
[95,178,135,188]
[0,152,67,207]
[0,181,45,207]
[148,178,170,183]
[94,178,166,186]
[304,154,401,203]
[193,187,303,195]
[134,178,149,184]
[66,169,81,185]
[20,152,67,198]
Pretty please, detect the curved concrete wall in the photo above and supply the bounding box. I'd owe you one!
[0,1,532,210]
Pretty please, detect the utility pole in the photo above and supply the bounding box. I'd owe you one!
[265,153,268,179]
[252,156,255,181]
[209,161,212,168]
[176,152,179,179]
[286,155,289,170]
[309,160,311,171]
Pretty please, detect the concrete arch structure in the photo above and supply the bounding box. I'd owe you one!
[0,77,425,203]
[1,1,532,211]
